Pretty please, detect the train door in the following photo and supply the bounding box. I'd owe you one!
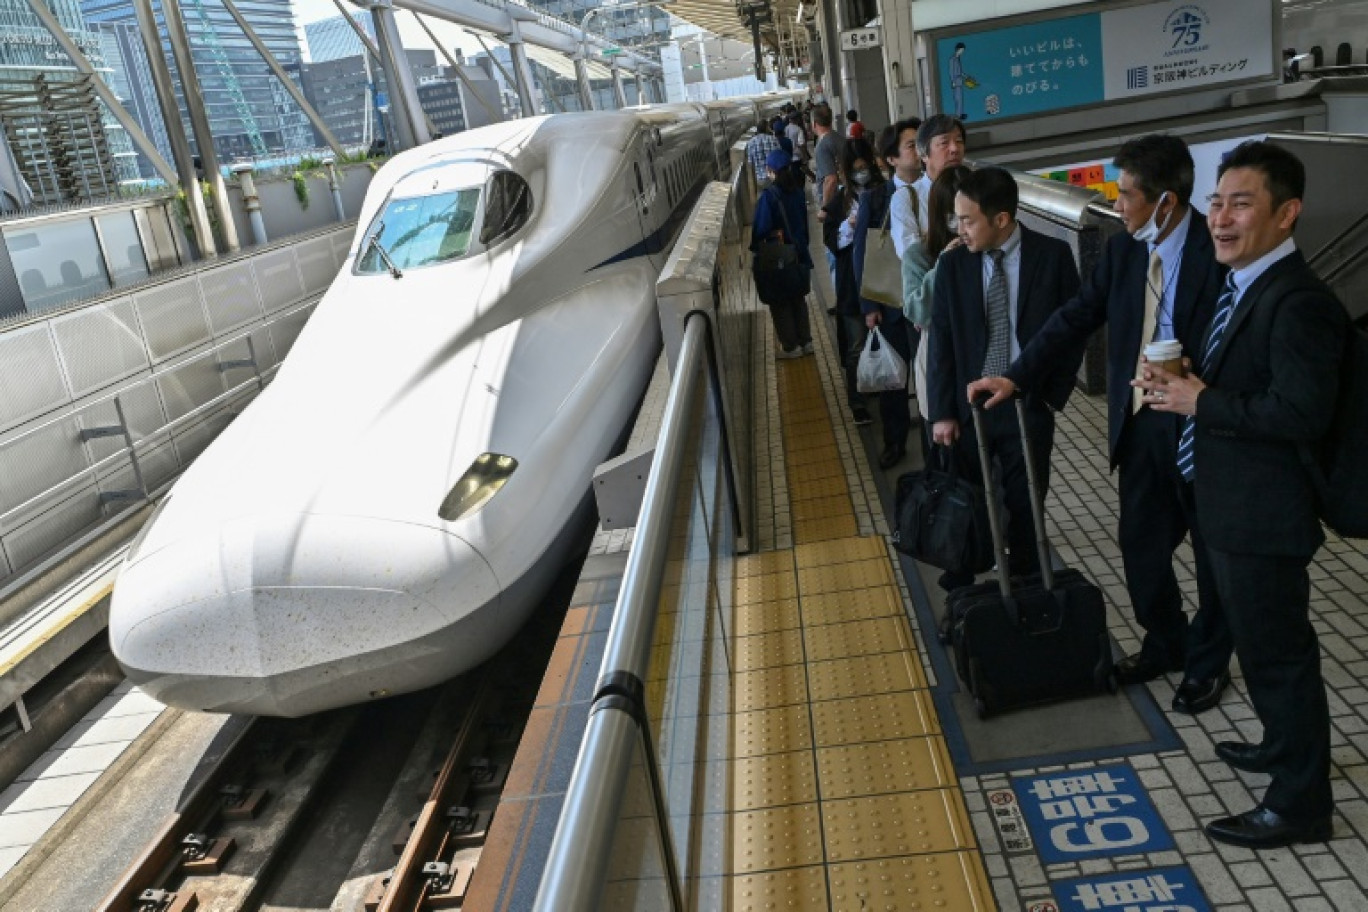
[630,131,664,267]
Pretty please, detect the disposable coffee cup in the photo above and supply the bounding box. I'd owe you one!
[1144,340,1185,376]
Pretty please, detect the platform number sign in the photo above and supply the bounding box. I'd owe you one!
[1011,764,1174,863]
[1050,867,1212,912]
[840,27,881,51]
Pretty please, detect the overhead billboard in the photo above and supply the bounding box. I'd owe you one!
[931,0,1277,124]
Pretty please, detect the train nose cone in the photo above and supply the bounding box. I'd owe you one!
[111,513,501,716]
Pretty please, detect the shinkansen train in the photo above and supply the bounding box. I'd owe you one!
[109,93,800,717]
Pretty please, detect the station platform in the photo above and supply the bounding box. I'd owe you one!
[468,203,1368,912]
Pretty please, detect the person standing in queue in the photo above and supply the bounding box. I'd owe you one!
[825,137,884,426]
[913,115,967,233]
[752,148,815,359]
[968,135,1234,715]
[1136,141,1346,849]
[850,119,923,469]
[927,167,1081,589]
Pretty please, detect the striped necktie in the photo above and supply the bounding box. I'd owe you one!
[982,248,1010,377]
[1177,272,1238,481]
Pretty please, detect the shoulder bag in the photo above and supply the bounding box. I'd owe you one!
[860,184,917,308]
[752,189,812,305]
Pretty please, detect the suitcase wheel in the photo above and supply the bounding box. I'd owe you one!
[937,613,952,645]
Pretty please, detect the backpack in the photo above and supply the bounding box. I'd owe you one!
[1306,321,1368,538]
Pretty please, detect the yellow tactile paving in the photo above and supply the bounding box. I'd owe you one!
[800,587,902,625]
[716,349,988,907]
[822,790,977,862]
[732,664,809,712]
[803,616,911,661]
[795,536,889,567]
[811,690,941,746]
[732,749,820,811]
[731,598,803,637]
[792,494,856,523]
[732,571,799,605]
[732,803,826,873]
[816,737,959,800]
[806,652,926,702]
[732,628,806,671]
[797,558,896,595]
[732,704,814,758]
[732,866,830,912]
[828,853,996,911]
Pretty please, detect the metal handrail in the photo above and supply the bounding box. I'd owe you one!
[0,335,284,528]
[1307,209,1368,276]
[533,312,711,912]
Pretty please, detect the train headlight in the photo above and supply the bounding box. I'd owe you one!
[438,453,518,521]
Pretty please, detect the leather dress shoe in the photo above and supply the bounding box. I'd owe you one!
[1215,740,1272,774]
[1114,651,1183,686]
[878,443,906,470]
[1206,805,1332,849]
[1172,670,1231,715]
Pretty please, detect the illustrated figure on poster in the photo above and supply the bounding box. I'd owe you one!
[949,42,977,119]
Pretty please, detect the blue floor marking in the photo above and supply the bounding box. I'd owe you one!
[1049,866,1213,912]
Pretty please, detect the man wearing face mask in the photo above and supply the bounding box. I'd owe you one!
[968,134,1233,714]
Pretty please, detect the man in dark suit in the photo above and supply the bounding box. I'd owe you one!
[927,167,1082,585]
[968,135,1234,715]
[1138,141,1348,848]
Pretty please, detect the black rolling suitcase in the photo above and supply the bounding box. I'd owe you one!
[946,397,1116,718]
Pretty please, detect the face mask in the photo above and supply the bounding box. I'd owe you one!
[852,170,871,186]
[1132,191,1173,243]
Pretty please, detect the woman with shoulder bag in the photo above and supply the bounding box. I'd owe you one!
[824,138,883,421]
[752,149,814,358]
[902,165,972,446]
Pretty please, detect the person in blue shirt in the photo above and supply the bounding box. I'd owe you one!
[752,148,814,358]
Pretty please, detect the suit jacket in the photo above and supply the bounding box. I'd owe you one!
[1193,250,1348,557]
[1004,213,1224,466]
[852,181,906,325]
[928,225,1082,427]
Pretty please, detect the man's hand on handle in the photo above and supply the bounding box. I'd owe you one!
[966,376,1017,409]
[933,419,960,447]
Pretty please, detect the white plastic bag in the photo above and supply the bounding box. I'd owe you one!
[857,327,908,393]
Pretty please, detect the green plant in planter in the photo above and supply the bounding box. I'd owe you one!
[293,171,310,209]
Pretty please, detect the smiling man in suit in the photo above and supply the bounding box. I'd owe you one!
[968,135,1233,715]
[1138,140,1348,849]
[927,167,1081,587]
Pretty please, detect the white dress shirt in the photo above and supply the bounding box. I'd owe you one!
[1228,236,1298,307]
[912,172,933,235]
[1148,208,1192,342]
[981,223,1024,362]
[888,175,922,258]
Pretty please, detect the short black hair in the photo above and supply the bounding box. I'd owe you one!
[955,42,966,51]
[847,109,858,120]
[881,117,922,161]
[1217,140,1306,209]
[917,114,966,156]
[1113,134,1195,206]
[957,166,1018,220]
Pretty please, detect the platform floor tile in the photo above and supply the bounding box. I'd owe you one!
[827,853,996,911]
[795,536,888,568]
[732,749,820,811]
[815,737,959,800]
[811,690,941,746]
[732,802,826,874]
[731,704,814,758]
[732,627,807,672]
[731,598,803,637]
[821,790,978,862]
[802,616,911,662]
[806,652,926,702]
[731,865,830,912]
[799,587,902,626]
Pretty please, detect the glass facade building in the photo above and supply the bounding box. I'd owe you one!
[82,0,315,165]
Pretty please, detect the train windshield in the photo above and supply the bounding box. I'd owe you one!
[356,189,481,273]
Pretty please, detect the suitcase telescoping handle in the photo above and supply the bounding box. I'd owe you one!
[969,393,1014,601]
[968,394,1058,598]
[1013,396,1057,592]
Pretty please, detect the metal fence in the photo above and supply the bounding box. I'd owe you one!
[0,221,355,589]
[535,177,760,910]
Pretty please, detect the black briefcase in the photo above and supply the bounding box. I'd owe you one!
[892,450,994,576]
[945,397,1116,718]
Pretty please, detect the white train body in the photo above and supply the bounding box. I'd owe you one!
[110,97,790,716]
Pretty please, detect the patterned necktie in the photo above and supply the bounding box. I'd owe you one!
[982,248,1010,377]
[1133,250,1163,414]
[1177,272,1238,481]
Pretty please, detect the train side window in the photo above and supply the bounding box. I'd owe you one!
[480,170,533,246]
[633,162,644,196]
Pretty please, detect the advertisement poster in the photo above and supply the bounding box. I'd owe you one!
[935,0,1275,123]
